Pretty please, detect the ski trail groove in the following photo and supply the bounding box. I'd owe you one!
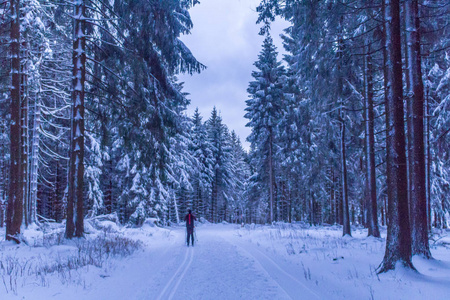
[233,243,293,300]
[234,241,321,300]
[168,247,194,300]
[252,246,321,299]
[156,247,191,300]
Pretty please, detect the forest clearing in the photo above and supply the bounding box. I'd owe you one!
[0,0,449,299]
[1,221,450,299]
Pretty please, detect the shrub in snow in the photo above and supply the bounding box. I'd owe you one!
[0,231,142,295]
[42,231,66,248]
[77,233,143,259]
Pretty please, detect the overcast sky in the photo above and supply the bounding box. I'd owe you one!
[179,0,289,150]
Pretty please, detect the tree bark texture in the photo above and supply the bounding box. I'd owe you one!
[366,45,380,238]
[403,1,413,213]
[6,0,23,242]
[340,116,351,236]
[425,82,431,231]
[66,0,86,238]
[20,38,28,227]
[268,128,274,223]
[406,0,430,258]
[379,0,414,272]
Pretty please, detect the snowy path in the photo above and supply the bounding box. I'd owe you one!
[156,246,194,300]
[232,240,321,299]
[74,224,323,300]
[4,224,450,300]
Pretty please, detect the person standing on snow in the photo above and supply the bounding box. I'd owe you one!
[184,209,197,246]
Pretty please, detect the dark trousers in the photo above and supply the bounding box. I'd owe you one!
[186,227,194,246]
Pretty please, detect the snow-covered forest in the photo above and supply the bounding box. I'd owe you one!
[0,0,449,299]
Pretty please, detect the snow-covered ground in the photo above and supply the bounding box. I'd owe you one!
[1,221,450,300]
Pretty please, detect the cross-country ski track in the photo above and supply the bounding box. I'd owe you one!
[5,223,450,300]
[61,224,325,300]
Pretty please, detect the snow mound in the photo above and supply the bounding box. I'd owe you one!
[199,217,210,224]
[143,217,159,227]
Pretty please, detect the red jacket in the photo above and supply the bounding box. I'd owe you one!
[184,213,196,228]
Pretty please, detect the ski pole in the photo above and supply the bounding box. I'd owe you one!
[194,227,198,244]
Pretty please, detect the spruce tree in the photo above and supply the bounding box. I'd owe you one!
[245,35,285,223]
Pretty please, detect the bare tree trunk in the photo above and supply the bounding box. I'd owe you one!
[406,0,431,258]
[6,0,23,242]
[366,45,380,238]
[425,78,432,231]
[28,45,44,225]
[20,36,28,227]
[329,166,335,224]
[29,91,40,224]
[288,177,292,223]
[337,19,350,235]
[340,113,351,236]
[173,189,180,224]
[66,0,86,238]
[268,128,274,223]
[337,179,343,225]
[211,171,217,223]
[363,52,369,229]
[403,1,413,218]
[0,124,5,228]
[379,0,414,273]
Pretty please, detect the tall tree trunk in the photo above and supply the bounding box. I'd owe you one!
[366,45,380,238]
[406,0,431,258]
[337,17,350,236]
[20,37,28,227]
[28,45,43,225]
[379,0,414,272]
[55,161,64,222]
[381,0,390,232]
[6,0,23,242]
[337,179,343,225]
[288,177,292,223]
[0,124,5,228]
[425,78,432,231]
[363,52,369,229]
[173,189,180,224]
[268,128,274,223]
[340,113,351,236]
[66,0,86,238]
[403,1,413,217]
[331,167,335,224]
[29,91,40,224]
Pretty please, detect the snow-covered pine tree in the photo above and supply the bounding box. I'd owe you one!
[206,107,233,223]
[229,130,250,223]
[245,34,285,223]
[189,108,214,219]
[107,0,204,223]
[168,108,196,223]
